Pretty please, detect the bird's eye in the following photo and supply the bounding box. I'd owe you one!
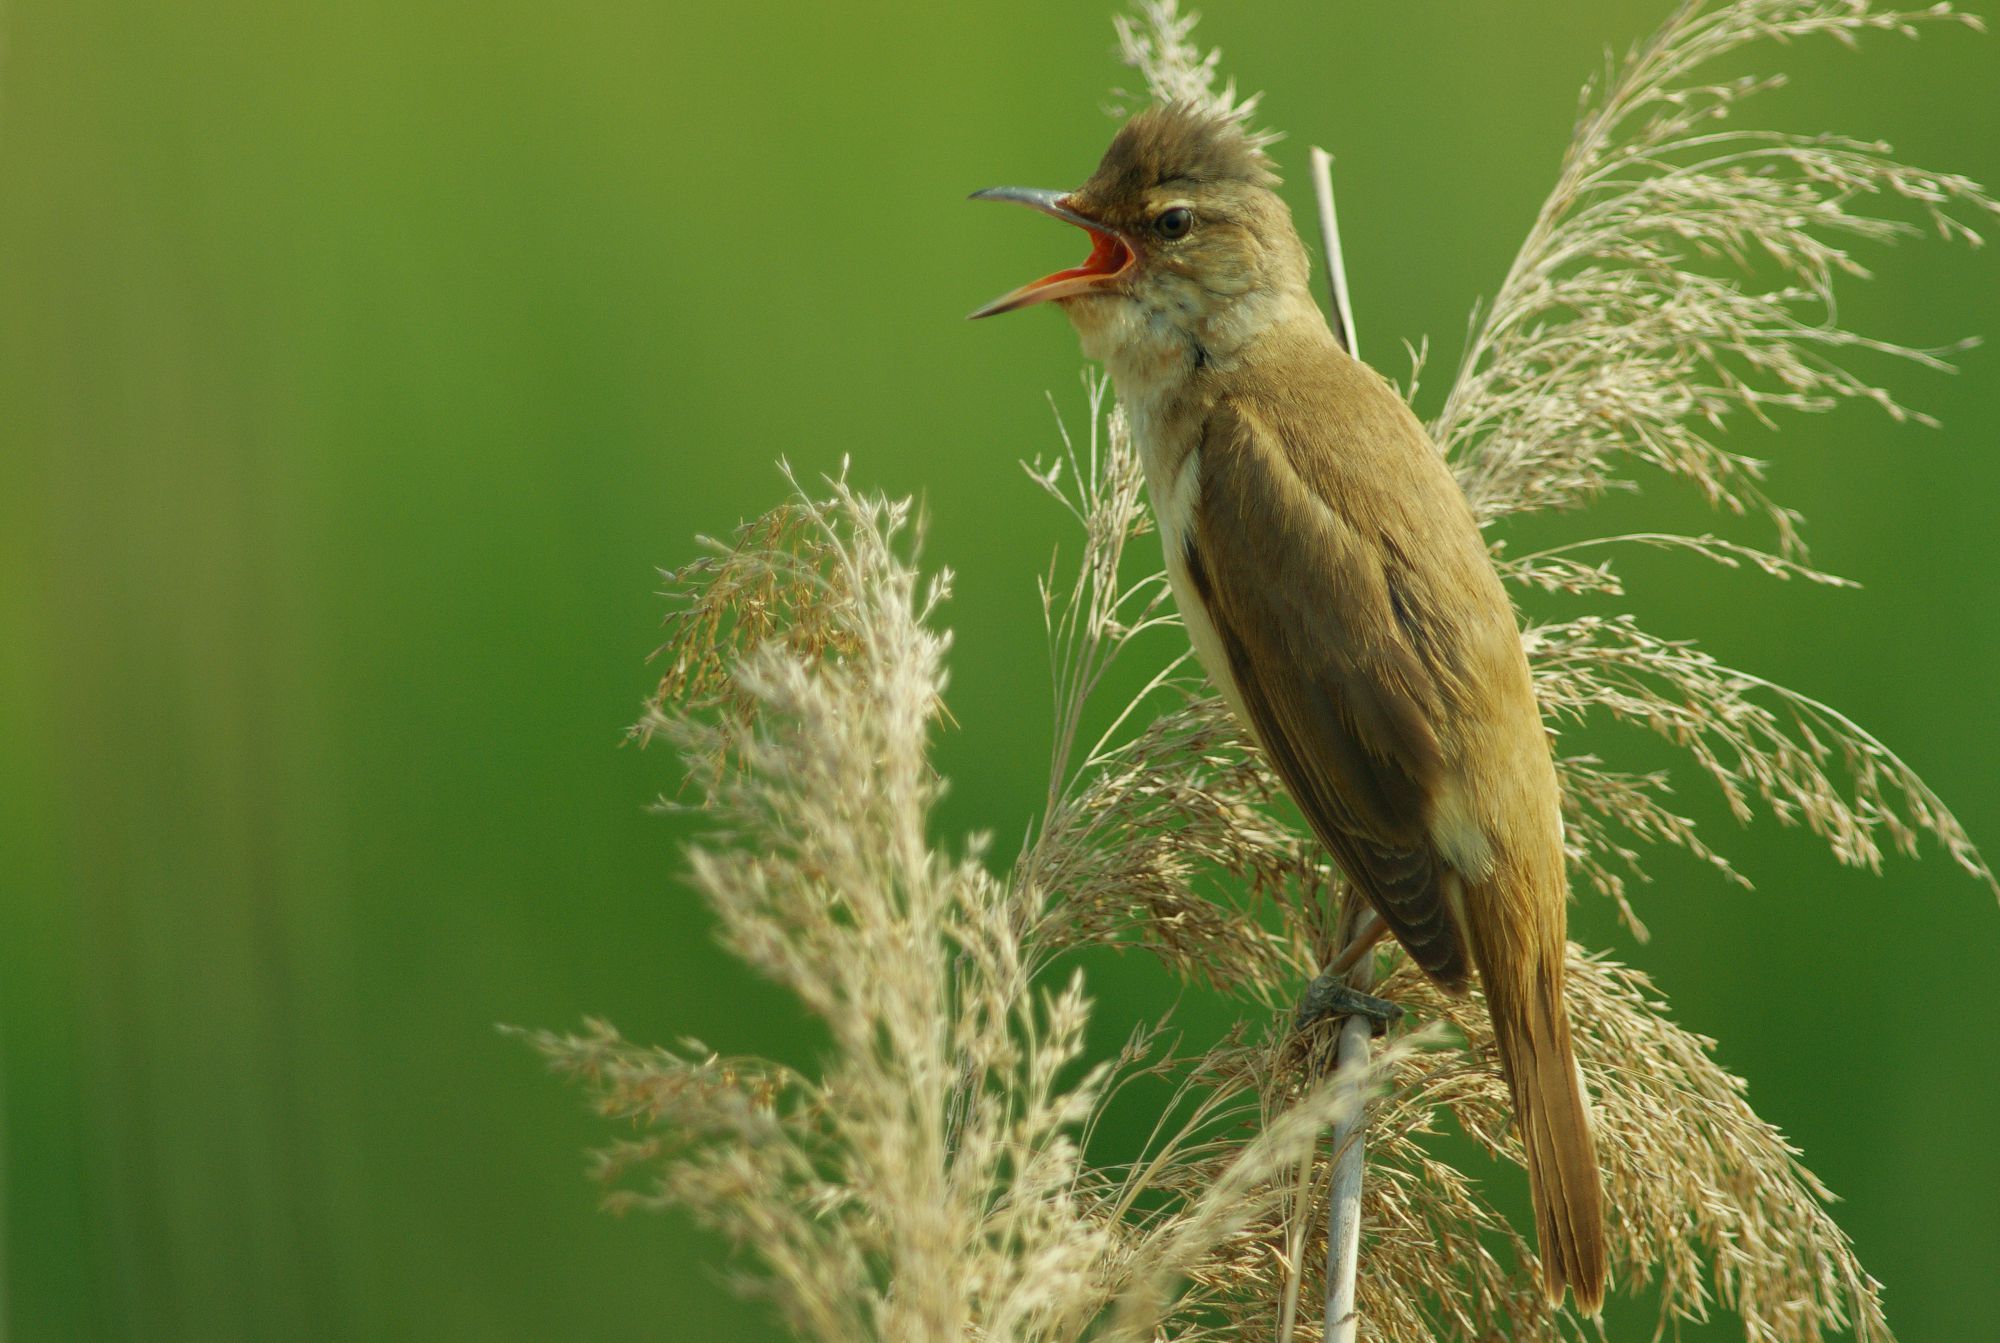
[1153,207,1193,240]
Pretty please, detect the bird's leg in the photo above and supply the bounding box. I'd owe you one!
[1295,912,1399,1032]
[1326,911,1391,977]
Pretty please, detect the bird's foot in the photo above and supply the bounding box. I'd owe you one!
[1294,971,1402,1035]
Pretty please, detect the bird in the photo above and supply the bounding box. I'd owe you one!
[968,102,1608,1313]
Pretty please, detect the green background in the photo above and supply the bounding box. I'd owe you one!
[4,2,1996,1338]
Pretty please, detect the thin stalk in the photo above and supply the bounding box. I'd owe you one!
[1321,893,1375,1343]
[1310,147,1359,359]
[1309,143,1374,1343]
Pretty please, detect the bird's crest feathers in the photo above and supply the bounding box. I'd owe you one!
[1087,101,1279,200]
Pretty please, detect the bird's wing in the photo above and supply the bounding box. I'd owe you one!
[1185,399,1470,986]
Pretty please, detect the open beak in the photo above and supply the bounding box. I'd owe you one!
[967,186,1134,319]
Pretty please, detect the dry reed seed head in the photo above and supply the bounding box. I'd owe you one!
[1110,2,1279,156]
[1423,0,2000,918]
[1527,614,1995,900]
[623,476,1142,1339]
[1437,0,1995,556]
[1368,950,1898,1342]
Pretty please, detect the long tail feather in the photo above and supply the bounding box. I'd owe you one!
[1478,936,1608,1313]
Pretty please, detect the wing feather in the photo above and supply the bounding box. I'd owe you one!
[1188,401,1470,986]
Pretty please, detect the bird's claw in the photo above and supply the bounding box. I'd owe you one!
[1294,971,1402,1035]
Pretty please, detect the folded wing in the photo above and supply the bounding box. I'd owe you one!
[1184,400,1471,987]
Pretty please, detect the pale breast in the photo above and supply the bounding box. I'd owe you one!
[1126,395,1255,737]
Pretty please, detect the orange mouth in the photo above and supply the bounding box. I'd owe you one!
[1036,226,1133,291]
[967,187,1135,319]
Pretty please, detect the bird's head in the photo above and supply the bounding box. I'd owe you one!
[970,104,1313,369]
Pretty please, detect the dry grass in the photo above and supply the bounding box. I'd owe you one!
[523,3,1994,1339]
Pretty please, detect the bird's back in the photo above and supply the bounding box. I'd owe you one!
[1222,322,1562,869]
[1197,319,1608,1309]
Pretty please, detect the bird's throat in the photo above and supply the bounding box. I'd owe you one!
[1071,283,1319,404]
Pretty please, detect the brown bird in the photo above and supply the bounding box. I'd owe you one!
[970,104,1608,1313]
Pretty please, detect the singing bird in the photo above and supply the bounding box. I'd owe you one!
[969,104,1608,1312]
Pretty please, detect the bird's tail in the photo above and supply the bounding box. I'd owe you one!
[1476,934,1608,1315]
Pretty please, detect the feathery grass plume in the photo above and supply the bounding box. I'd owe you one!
[1436,0,1997,543]
[528,3,1995,1340]
[1418,0,2000,931]
[529,473,1119,1339]
[1361,951,1903,1342]
[1111,1,1276,152]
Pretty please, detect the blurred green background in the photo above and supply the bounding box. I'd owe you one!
[3,1,1996,1338]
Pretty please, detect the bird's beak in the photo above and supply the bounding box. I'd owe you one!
[966,186,1134,319]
